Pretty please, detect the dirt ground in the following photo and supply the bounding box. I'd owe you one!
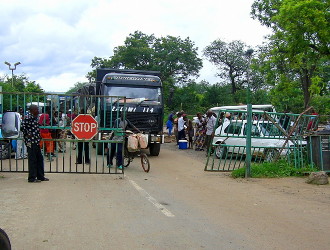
[0,141,330,249]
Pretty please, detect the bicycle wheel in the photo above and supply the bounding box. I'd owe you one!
[140,153,150,173]
[123,155,132,167]
[123,147,132,167]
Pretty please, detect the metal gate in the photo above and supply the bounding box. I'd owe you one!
[205,108,319,172]
[0,92,126,174]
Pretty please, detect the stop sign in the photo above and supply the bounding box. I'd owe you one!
[71,114,98,140]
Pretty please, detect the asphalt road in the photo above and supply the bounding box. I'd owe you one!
[1,143,330,249]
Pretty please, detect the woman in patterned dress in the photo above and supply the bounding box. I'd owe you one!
[194,112,205,151]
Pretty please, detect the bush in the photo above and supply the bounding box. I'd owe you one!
[231,160,316,178]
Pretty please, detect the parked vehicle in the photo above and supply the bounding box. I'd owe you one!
[0,114,15,159]
[95,69,164,156]
[210,104,276,114]
[212,119,298,161]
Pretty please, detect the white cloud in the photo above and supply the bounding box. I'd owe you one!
[0,0,270,92]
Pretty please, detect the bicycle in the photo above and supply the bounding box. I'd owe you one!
[123,131,150,173]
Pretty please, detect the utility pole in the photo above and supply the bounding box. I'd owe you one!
[244,49,253,178]
[4,61,21,87]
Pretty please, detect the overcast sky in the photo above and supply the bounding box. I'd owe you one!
[0,0,270,92]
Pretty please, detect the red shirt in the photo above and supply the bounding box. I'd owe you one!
[39,113,50,133]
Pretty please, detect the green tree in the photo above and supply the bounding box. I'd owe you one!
[204,40,250,97]
[170,81,210,114]
[0,74,45,111]
[24,81,44,93]
[87,31,203,84]
[251,0,330,108]
[65,82,89,94]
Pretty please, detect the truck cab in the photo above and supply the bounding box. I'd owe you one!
[96,69,164,156]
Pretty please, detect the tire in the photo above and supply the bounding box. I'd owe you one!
[215,144,227,159]
[140,153,150,173]
[0,141,10,159]
[149,143,160,156]
[264,149,279,162]
[123,156,132,168]
[0,227,11,250]
[123,147,132,168]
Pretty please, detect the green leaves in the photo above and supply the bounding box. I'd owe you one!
[203,39,251,96]
[87,31,203,85]
[231,160,316,178]
[251,0,330,109]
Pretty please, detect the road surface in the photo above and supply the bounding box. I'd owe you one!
[0,143,330,249]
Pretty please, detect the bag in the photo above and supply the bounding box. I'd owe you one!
[127,134,139,152]
[137,133,148,149]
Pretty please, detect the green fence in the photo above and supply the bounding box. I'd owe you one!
[0,92,126,174]
[205,108,321,172]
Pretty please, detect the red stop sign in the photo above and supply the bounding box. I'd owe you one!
[71,114,98,140]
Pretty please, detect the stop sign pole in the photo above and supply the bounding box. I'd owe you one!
[71,114,98,140]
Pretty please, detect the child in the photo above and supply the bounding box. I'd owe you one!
[186,117,194,149]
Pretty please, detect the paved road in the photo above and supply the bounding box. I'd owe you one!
[1,143,330,249]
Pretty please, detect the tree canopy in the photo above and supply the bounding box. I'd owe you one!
[87,31,203,85]
[0,74,44,111]
[204,40,249,95]
[251,0,330,108]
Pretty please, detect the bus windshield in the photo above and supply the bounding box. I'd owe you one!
[104,86,162,104]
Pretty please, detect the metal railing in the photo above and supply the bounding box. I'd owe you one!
[205,108,320,172]
[0,92,127,174]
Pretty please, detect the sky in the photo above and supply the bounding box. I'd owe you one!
[0,0,270,92]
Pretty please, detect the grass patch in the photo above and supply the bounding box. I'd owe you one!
[231,160,316,178]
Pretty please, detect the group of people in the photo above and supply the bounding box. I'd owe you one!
[38,107,72,160]
[166,110,217,152]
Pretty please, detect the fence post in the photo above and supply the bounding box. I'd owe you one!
[245,104,252,178]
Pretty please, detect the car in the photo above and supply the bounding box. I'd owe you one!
[212,119,300,161]
[0,113,18,159]
[0,114,12,159]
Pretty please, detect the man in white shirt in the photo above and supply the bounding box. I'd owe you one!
[177,113,186,142]
[204,110,216,152]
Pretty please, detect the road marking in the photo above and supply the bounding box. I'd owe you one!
[128,178,175,218]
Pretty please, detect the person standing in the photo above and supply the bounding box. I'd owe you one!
[76,109,90,164]
[56,111,68,153]
[166,111,175,136]
[21,105,49,183]
[194,113,205,151]
[186,117,194,149]
[107,113,140,169]
[14,111,27,159]
[204,110,216,152]
[173,112,180,144]
[177,113,186,141]
[39,107,54,160]
[77,141,90,164]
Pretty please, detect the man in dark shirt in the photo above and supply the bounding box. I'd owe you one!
[107,113,139,169]
[21,105,49,183]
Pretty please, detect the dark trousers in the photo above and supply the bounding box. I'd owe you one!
[204,134,213,151]
[77,142,90,163]
[107,143,123,166]
[27,144,44,181]
[178,130,186,141]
